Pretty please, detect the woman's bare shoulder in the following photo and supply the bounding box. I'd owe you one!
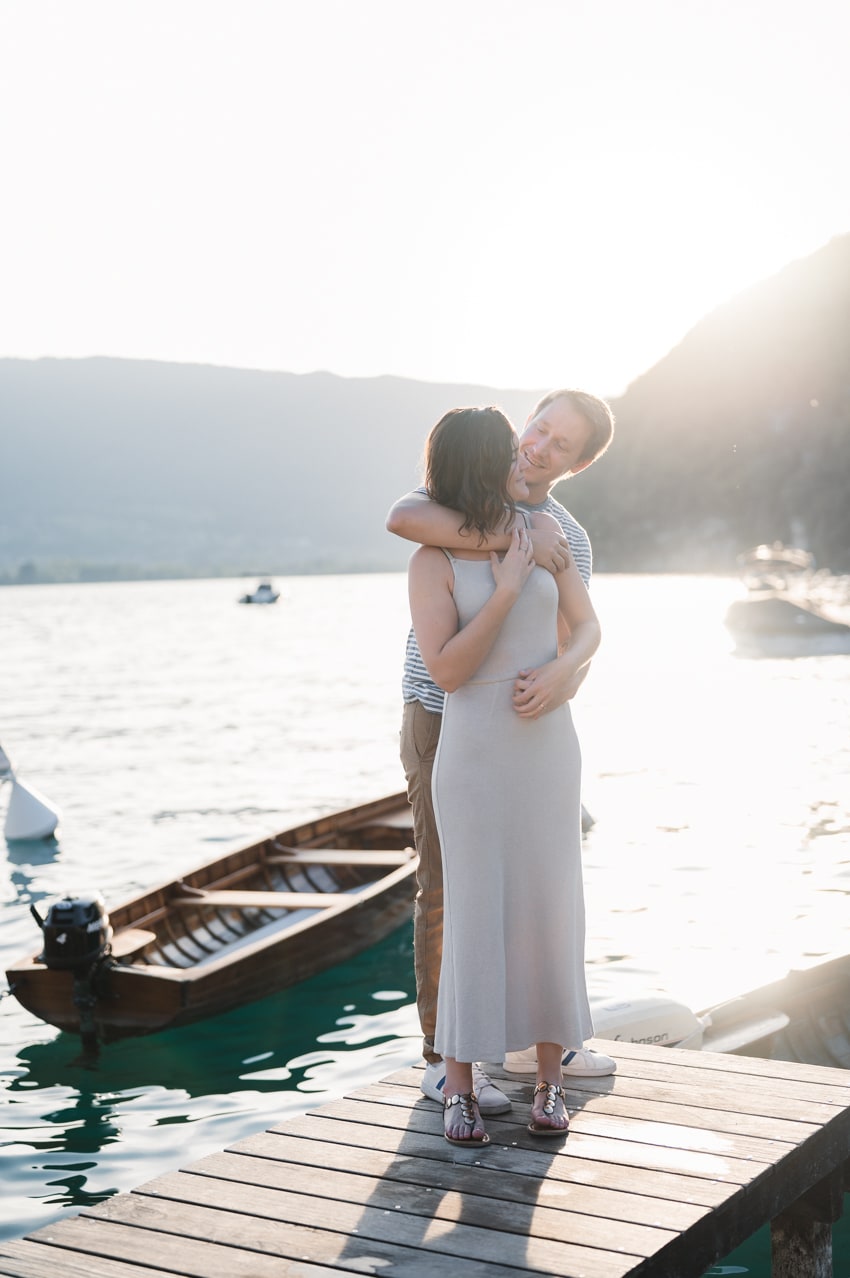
[410,543,446,564]
[409,544,451,576]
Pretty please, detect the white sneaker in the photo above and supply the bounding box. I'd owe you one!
[561,1047,617,1077]
[420,1061,512,1114]
[503,1046,617,1077]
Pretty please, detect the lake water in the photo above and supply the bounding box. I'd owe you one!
[2,572,850,1272]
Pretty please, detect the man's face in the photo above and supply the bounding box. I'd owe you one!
[519,397,593,494]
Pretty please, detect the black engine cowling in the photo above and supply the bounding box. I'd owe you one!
[33,893,113,971]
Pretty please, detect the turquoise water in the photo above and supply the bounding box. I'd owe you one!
[2,573,850,1270]
[4,925,418,1238]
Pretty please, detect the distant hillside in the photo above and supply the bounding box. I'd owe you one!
[2,234,848,581]
[562,234,850,571]
[0,361,545,579]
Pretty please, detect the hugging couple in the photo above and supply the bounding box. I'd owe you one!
[386,388,615,1144]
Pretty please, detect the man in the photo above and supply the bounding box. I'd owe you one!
[386,388,616,1114]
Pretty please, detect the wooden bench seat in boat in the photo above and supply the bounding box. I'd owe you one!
[110,927,158,959]
[267,847,414,866]
[171,889,354,910]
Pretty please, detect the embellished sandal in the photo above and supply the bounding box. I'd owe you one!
[443,1090,490,1146]
[528,1080,569,1136]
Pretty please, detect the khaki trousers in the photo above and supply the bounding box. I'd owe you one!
[399,699,443,1065]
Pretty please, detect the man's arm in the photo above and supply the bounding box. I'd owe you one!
[386,491,570,572]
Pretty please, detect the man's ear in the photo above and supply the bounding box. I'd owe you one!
[569,457,594,477]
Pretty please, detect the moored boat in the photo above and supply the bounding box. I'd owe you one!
[504,952,850,1072]
[726,543,850,656]
[6,792,416,1047]
[736,541,814,593]
[239,580,280,604]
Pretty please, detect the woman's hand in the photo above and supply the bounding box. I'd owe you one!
[490,527,535,601]
[513,660,565,718]
[512,660,590,717]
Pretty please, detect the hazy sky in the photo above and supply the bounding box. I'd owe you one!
[1,0,847,396]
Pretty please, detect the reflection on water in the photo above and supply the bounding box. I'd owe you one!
[5,837,61,870]
[5,835,62,920]
[1,572,849,1269]
[3,924,417,1238]
[574,575,850,1015]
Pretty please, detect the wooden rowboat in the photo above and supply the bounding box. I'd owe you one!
[6,792,416,1046]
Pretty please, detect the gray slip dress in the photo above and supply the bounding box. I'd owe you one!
[432,553,593,1063]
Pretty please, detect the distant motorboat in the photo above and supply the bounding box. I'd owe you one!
[239,580,280,605]
[726,544,850,657]
[736,541,814,593]
[726,594,850,643]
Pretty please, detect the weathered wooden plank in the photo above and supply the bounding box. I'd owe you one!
[605,1038,850,1096]
[0,1239,165,1278]
[206,1137,710,1231]
[552,1056,850,1111]
[563,1105,794,1164]
[557,1069,840,1128]
[366,1074,820,1144]
[211,1105,821,1278]
[559,1086,817,1143]
[11,1216,374,1278]
[497,1059,850,1119]
[306,1096,769,1185]
[258,1116,734,1207]
[334,1083,790,1173]
[393,1062,842,1128]
[85,1189,643,1278]
[148,1157,679,1258]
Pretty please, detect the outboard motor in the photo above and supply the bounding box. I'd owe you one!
[31,893,114,1052]
[34,893,113,970]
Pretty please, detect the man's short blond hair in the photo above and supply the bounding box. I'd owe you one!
[530,389,615,466]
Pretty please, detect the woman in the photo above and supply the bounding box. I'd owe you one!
[408,406,601,1145]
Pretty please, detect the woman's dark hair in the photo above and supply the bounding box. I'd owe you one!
[424,406,517,541]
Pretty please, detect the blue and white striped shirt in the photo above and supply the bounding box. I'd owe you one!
[402,494,592,713]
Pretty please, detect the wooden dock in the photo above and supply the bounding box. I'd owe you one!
[2,1038,850,1277]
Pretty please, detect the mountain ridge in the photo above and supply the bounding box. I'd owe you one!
[2,234,848,581]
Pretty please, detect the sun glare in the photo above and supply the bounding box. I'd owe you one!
[0,2,846,390]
